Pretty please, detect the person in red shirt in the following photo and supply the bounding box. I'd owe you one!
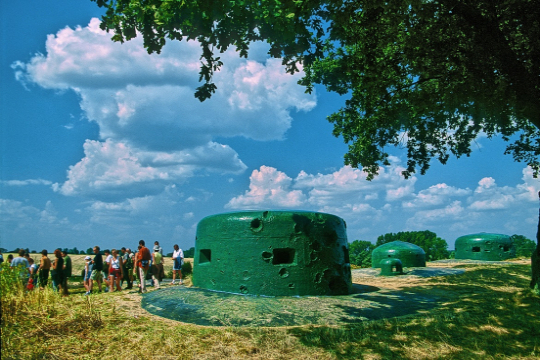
[135,240,152,293]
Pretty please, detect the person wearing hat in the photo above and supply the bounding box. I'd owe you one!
[83,256,93,294]
[153,241,163,256]
[151,246,164,289]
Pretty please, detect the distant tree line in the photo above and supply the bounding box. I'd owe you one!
[349,231,536,268]
[165,247,195,258]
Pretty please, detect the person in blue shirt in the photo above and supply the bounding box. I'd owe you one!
[10,249,30,284]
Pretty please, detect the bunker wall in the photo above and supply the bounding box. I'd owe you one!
[193,211,352,296]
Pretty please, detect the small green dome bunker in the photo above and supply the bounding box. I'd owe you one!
[372,241,426,268]
[193,210,353,296]
[454,233,515,261]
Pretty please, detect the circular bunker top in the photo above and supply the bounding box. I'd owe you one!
[372,241,426,268]
[193,210,352,296]
[454,233,515,261]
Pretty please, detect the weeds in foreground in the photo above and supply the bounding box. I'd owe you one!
[1,263,539,359]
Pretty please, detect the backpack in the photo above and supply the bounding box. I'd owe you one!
[124,255,133,269]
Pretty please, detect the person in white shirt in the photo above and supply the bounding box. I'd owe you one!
[103,250,112,291]
[171,244,184,285]
[108,249,124,292]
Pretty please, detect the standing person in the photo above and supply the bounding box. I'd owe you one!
[103,250,112,292]
[121,248,134,289]
[151,247,164,289]
[171,244,184,285]
[135,240,151,293]
[51,249,64,293]
[37,250,52,289]
[133,246,141,290]
[89,246,104,293]
[83,256,93,294]
[153,241,163,256]
[108,249,124,292]
[61,250,72,296]
[11,249,30,285]
[0,249,4,264]
[11,249,30,269]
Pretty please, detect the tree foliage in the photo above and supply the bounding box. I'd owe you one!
[349,240,376,267]
[376,230,450,261]
[91,0,539,179]
[511,234,536,258]
[183,247,195,258]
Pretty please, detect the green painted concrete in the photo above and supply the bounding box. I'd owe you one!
[193,210,352,296]
[372,241,426,268]
[455,233,515,261]
[379,258,404,276]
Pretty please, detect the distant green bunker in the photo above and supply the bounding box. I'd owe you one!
[372,241,426,268]
[193,210,353,296]
[455,233,515,261]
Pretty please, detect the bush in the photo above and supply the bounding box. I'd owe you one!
[349,240,376,268]
[164,261,192,279]
[182,261,192,275]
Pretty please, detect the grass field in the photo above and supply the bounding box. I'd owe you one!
[1,258,539,359]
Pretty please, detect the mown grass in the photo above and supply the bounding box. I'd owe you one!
[1,262,539,359]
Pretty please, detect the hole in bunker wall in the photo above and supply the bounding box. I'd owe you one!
[251,218,261,229]
[199,249,212,264]
[272,248,296,265]
[472,246,481,252]
[261,251,273,262]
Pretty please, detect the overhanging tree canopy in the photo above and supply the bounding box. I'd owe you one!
[91,0,539,179]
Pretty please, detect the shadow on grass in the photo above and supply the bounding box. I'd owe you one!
[341,289,443,321]
[289,264,540,359]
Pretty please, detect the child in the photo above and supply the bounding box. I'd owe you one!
[28,257,39,287]
[84,256,93,295]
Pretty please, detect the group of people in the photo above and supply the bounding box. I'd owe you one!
[0,240,184,296]
[83,240,184,295]
[0,248,72,295]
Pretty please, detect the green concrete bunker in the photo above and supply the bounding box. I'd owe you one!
[455,233,516,261]
[141,213,481,327]
[193,210,353,296]
[371,241,426,271]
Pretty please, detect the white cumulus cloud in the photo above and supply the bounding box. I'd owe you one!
[226,164,539,244]
[226,166,306,209]
[14,18,315,200]
[52,139,245,198]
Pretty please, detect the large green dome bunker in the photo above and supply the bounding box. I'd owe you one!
[193,210,353,296]
[372,241,426,268]
[454,233,515,261]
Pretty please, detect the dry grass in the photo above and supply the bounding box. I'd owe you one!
[2,261,539,359]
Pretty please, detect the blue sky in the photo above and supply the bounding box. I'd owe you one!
[1,1,538,254]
